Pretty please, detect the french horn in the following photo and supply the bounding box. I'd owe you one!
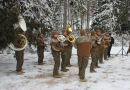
[57,35,66,42]
[8,15,27,51]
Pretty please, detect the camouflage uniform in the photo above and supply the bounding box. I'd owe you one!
[61,31,71,70]
[52,53,60,75]
[50,31,64,76]
[104,32,111,60]
[16,51,24,72]
[61,51,68,69]
[66,44,73,66]
[37,47,44,64]
[90,51,97,71]
[36,36,46,64]
[104,47,108,59]
[90,30,98,71]
[74,29,91,80]
[95,50,100,66]
[99,49,104,62]
[78,56,89,79]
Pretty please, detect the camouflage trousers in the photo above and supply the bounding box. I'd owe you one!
[90,51,97,71]
[52,53,60,75]
[61,51,68,69]
[37,48,44,64]
[99,49,104,62]
[104,47,108,59]
[78,56,89,79]
[16,51,24,72]
[95,50,100,66]
[66,48,72,65]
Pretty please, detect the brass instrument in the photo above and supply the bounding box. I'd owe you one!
[8,15,27,51]
[68,35,75,42]
[66,23,76,42]
[57,35,66,42]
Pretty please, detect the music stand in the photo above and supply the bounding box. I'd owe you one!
[115,24,127,57]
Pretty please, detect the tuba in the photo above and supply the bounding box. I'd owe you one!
[66,24,75,42]
[8,15,27,51]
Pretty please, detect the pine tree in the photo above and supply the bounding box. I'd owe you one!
[91,0,114,33]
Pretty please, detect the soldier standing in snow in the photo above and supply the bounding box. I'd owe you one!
[104,32,111,60]
[15,30,26,75]
[36,32,47,65]
[50,31,64,78]
[95,30,102,68]
[74,29,91,82]
[90,30,98,73]
[99,34,105,63]
[60,30,71,72]
[66,31,73,67]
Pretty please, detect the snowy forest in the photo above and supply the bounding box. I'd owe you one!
[0,0,130,50]
[1,0,130,90]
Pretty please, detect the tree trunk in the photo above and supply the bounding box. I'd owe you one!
[63,0,67,30]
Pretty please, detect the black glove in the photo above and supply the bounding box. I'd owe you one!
[96,40,99,45]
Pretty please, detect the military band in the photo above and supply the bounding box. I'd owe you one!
[13,26,114,82]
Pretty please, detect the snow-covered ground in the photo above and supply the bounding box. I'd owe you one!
[0,47,130,90]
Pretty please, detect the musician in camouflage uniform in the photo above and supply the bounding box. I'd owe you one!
[36,33,47,65]
[99,34,105,63]
[90,30,98,73]
[61,30,71,72]
[15,31,26,75]
[74,29,91,82]
[95,30,102,68]
[66,31,73,67]
[50,31,64,78]
[104,32,111,60]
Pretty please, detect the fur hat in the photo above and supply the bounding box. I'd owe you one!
[52,31,58,38]
[91,30,96,36]
[80,29,86,36]
[105,32,109,34]
[96,29,101,33]
[62,30,66,33]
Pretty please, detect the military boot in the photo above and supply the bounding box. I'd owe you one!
[21,71,25,73]
[94,66,97,68]
[100,62,104,64]
[66,64,72,67]
[96,66,100,68]
[17,71,25,75]
[104,58,109,60]
[53,75,61,78]
[90,70,97,73]
[80,79,87,82]
[61,69,69,72]
[38,62,45,65]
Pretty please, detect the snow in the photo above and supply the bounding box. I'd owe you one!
[0,47,130,90]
